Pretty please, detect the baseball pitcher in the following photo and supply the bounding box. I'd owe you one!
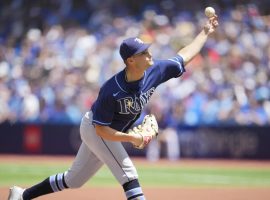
[8,15,218,200]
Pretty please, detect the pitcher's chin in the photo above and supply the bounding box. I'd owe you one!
[148,60,154,66]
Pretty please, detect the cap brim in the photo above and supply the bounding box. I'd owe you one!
[133,43,151,55]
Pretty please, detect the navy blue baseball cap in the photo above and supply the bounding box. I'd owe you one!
[119,37,151,60]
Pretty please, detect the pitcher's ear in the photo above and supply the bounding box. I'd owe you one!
[126,57,134,64]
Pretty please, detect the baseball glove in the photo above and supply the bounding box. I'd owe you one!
[127,114,159,149]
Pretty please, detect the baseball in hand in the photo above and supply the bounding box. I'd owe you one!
[205,7,215,18]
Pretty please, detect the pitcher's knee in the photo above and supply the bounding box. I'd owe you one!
[64,171,86,189]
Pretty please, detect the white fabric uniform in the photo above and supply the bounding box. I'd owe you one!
[64,111,138,188]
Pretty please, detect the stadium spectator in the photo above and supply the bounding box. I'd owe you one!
[0,0,269,127]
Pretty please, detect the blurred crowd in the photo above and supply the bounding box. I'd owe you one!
[0,0,270,126]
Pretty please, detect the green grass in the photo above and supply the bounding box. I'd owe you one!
[1,162,270,188]
[137,166,270,187]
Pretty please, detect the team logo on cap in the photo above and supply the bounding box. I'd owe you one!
[134,38,144,44]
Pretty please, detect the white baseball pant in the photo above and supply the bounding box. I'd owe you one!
[64,111,138,188]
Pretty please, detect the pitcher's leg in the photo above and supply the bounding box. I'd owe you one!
[80,117,145,199]
[64,142,103,188]
[22,143,103,200]
[81,112,138,184]
[89,137,146,199]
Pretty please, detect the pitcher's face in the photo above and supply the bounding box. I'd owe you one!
[132,49,154,70]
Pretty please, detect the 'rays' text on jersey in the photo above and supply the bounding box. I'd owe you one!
[118,87,155,114]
